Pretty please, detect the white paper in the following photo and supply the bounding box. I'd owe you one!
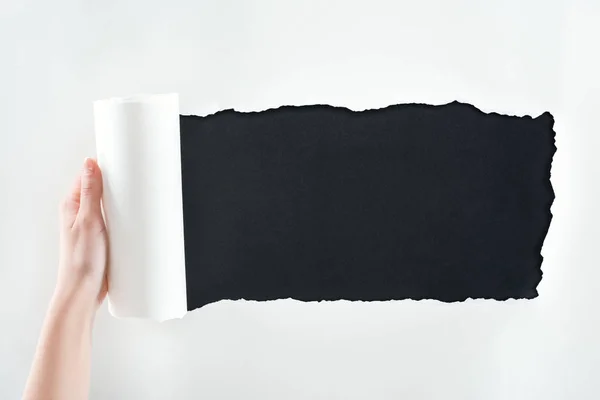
[94,94,187,321]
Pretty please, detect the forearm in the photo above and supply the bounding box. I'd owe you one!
[23,159,107,400]
[23,287,95,400]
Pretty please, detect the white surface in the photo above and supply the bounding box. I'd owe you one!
[94,94,187,321]
[1,0,599,399]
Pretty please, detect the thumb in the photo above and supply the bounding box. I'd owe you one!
[78,158,103,219]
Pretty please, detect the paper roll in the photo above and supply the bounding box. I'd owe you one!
[94,94,187,321]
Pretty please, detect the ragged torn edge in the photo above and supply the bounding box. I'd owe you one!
[177,101,557,319]
[181,101,553,122]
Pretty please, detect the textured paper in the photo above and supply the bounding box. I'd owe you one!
[94,94,187,321]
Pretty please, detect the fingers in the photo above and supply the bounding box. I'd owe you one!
[61,174,82,228]
[77,158,103,222]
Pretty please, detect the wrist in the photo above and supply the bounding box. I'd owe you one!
[51,279,98,324]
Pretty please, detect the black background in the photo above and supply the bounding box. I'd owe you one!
[180,102,555,310]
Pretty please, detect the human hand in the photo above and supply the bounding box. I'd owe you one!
[55,158,108,315]
[23,158,107,400]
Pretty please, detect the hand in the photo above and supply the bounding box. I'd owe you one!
[22,158,107,400]
[55,158,108,313]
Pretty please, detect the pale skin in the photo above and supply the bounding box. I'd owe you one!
[23,158,108,400]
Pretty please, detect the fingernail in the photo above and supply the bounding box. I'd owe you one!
[83,158,94,175]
